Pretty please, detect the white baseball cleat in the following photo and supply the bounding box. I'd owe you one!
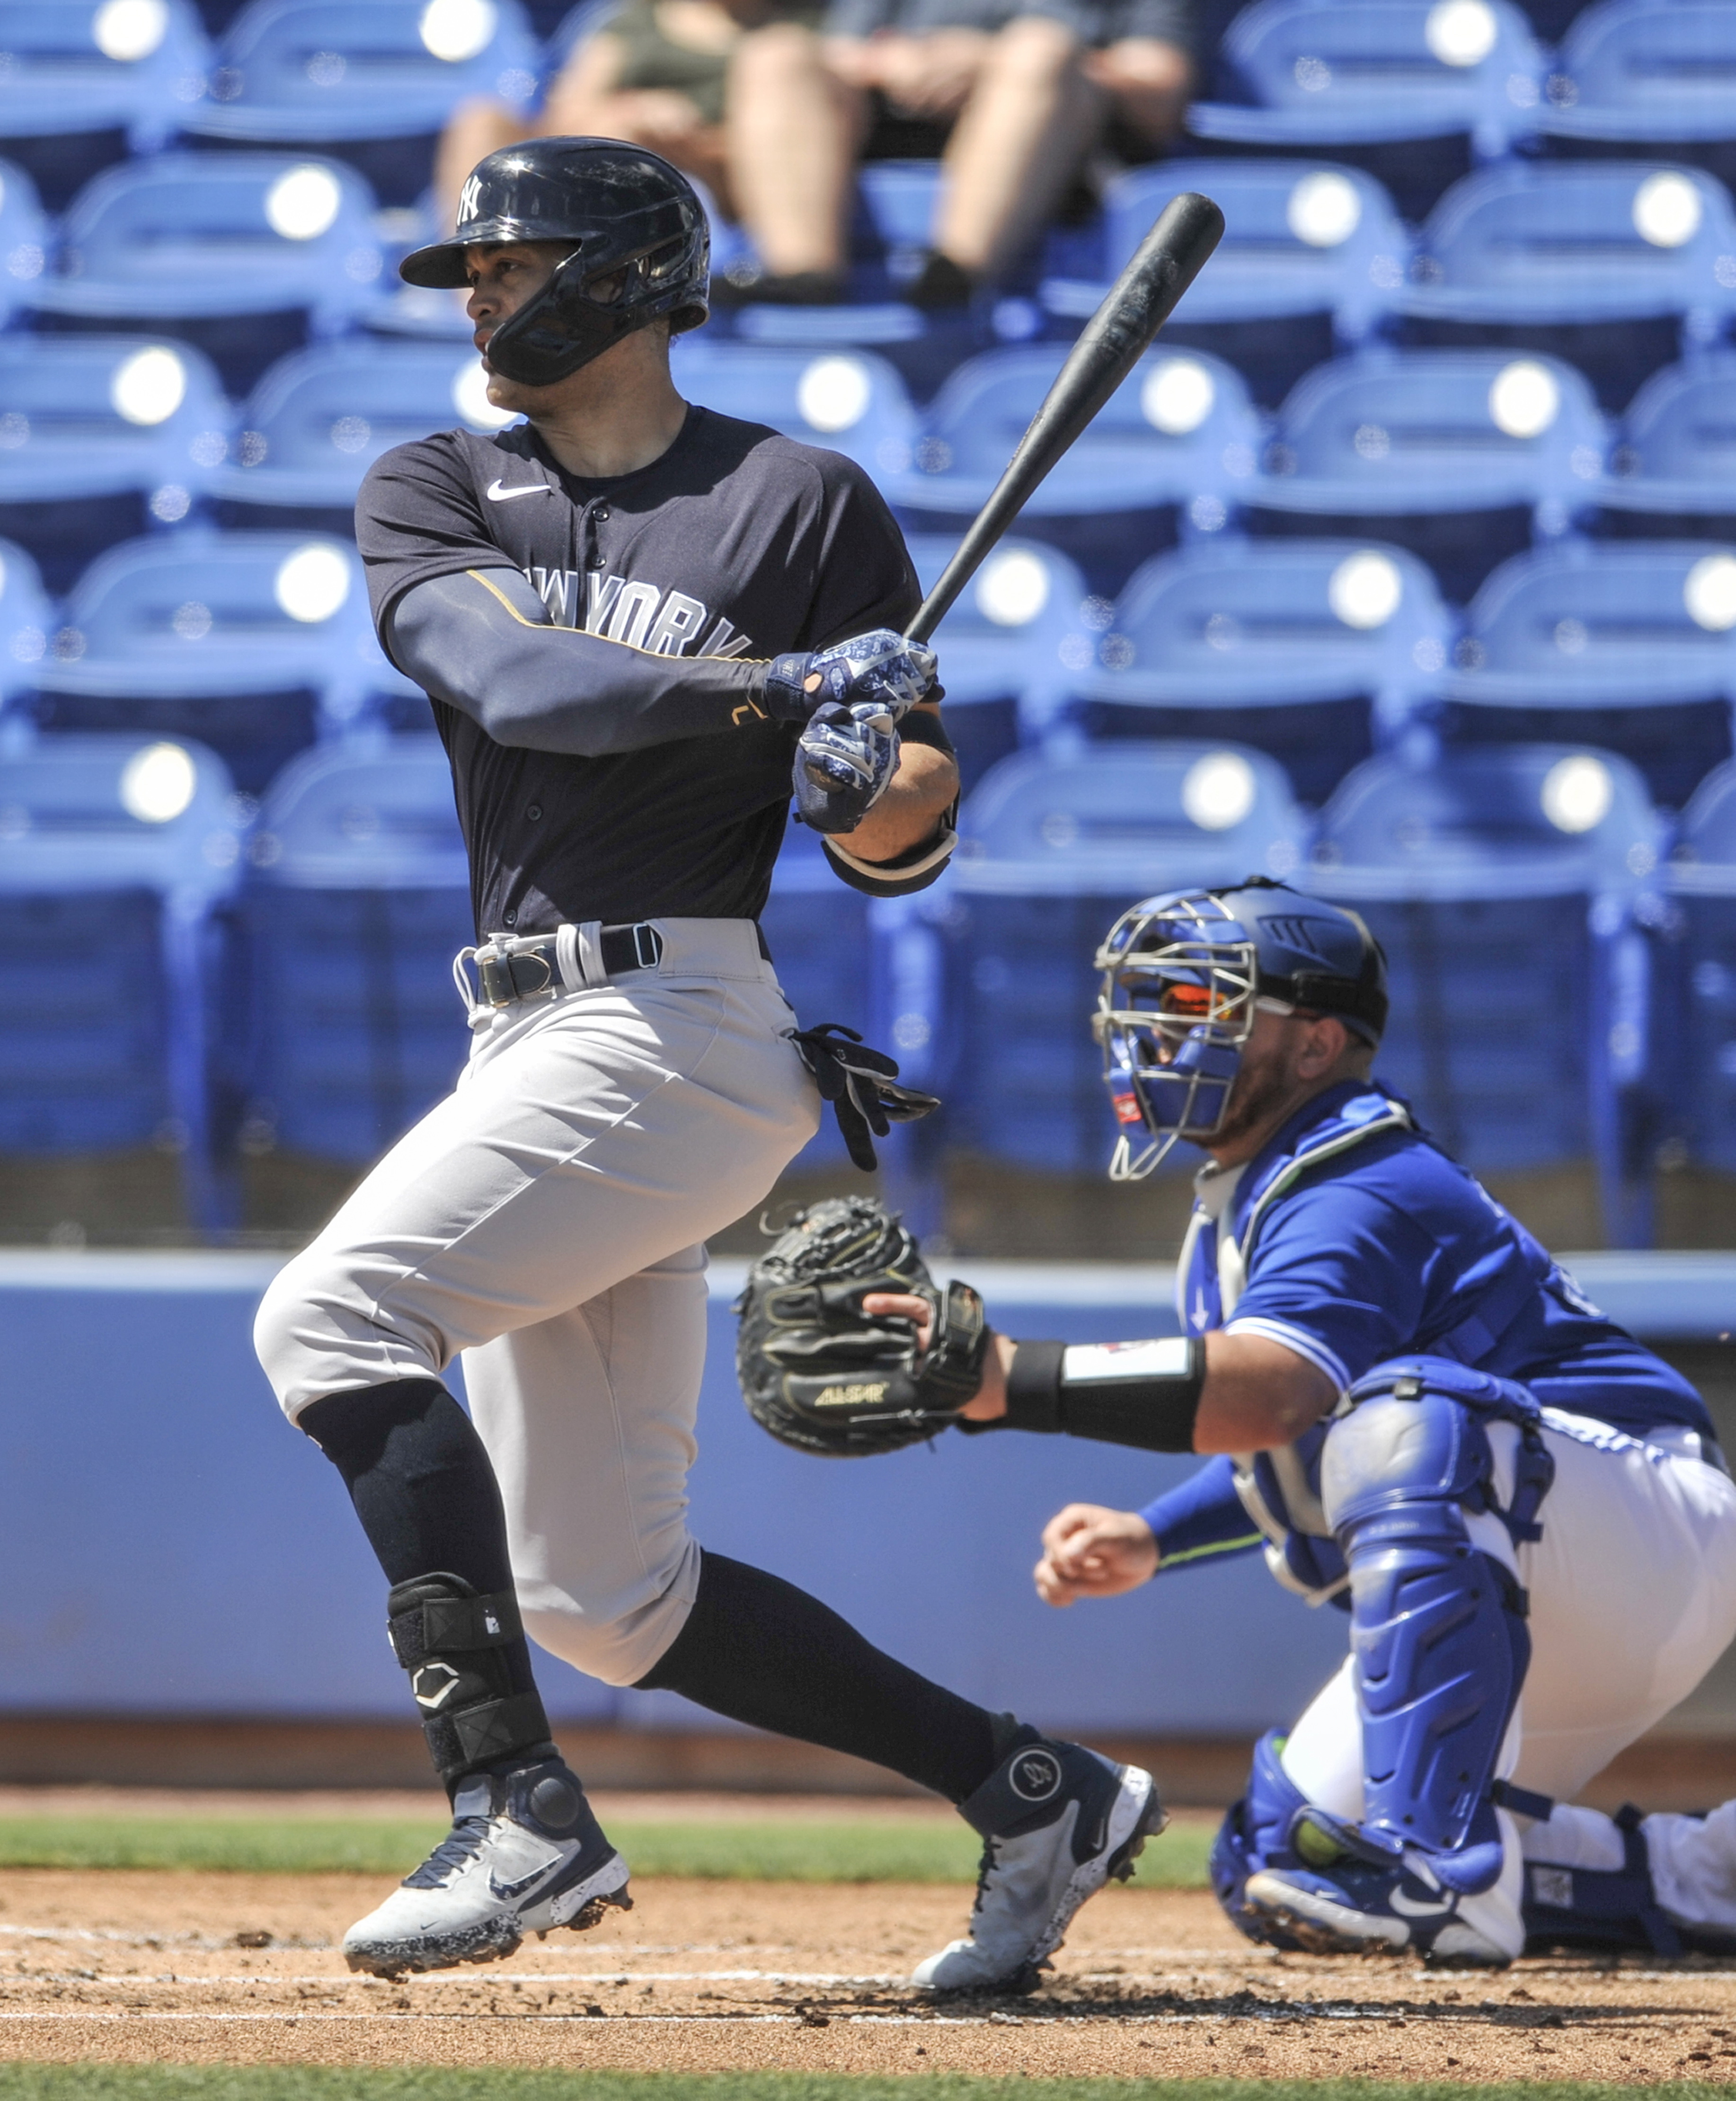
[342,1756,630,1978]
[912,1736,1165,1994]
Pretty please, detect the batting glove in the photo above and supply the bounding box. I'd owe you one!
[762,628,938,726]
[793,700,899,834]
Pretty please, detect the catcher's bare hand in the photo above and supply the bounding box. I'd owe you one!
[1035,1503,1159,1607]
[862,1291,1010,1419]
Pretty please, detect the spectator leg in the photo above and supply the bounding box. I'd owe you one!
[930,17,1104,283]
[1083,36,1194,155]
[726,22,864,280]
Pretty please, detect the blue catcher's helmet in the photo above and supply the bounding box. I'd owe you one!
[1093,879,1388,1179]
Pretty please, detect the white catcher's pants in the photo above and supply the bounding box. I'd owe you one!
[255,919,820,1686]
[1281,1409,1736,1934]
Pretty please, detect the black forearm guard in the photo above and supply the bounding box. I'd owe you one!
[1002,1335,1206,1452]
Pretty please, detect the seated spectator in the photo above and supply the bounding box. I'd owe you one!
[433,0,1191,309]
[434,0,858,294]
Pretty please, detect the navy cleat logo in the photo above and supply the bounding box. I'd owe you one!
[1009,1749,1063,1802]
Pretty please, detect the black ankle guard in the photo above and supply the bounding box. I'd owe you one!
[387,1572,550,1785]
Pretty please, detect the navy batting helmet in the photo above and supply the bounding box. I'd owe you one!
[400,137,709,387]
[1093,879,1388,1179]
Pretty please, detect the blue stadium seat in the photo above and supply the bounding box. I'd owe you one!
[670,339,919,483]
[1598,355,1736,535]
[0,1,213,160]
[211,340,517,525]
[1190,0,1544,150]
[1667,757,1736,1176]
[905,533,1094,793]
[0,335,233,592]
[183,0,540,145]
[1541,0,1736,150]
[1250,349,1610,604]
[896,741,1311,1181]
[240,734,473,1161]
[1308,741,1669,1244]
[889,346,1263,596]
[1066,537,1453,805]
[0,540,53,709]
[1399,161,1736,409]
[28,151,385,392]
[0,158,46,323]
[1044,160,1410,406]
[0,729,244,1228]
[30,529,383,793]
[1442,540,1736,807]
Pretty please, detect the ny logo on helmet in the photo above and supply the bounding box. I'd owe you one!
[458,174,483,227]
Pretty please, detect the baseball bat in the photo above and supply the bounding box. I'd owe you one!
[904,190,1224,646]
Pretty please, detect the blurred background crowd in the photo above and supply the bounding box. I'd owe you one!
[2,0,1736,1265]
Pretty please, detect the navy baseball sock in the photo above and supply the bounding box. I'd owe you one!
[300,1378,553,1791]
[633,1550,1001,1804]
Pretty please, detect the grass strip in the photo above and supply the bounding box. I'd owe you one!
[1,2081,1733,2101]
[0,1816,1214,1886]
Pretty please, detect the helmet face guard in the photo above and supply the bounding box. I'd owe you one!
[1094,894,1266,1180]
[1092,881,1389,1180]
[485,215,709,386]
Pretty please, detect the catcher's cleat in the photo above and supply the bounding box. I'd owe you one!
[912,1737,1164,1994]
[1244,1847,1523,1967]
[342,1755,630,1978]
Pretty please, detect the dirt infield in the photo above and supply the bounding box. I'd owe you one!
[1,1869,1736,2082]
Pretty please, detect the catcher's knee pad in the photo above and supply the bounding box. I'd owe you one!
[1211,1730,1315,1948]
[1321,1367,1542,1893]
[388,1573,552,1789]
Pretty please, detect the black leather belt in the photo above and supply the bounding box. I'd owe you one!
[477,922,664,1008]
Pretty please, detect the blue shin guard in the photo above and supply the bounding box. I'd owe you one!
[1320,1364,1551,1897]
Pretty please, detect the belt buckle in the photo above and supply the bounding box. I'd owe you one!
[478,946,555,1007]
[631,922,663,971]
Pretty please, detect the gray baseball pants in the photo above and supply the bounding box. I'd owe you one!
[254,917,820,1686]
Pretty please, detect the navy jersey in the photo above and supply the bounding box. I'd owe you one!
[1140,1080,1711,1571]
[356,404,927,937]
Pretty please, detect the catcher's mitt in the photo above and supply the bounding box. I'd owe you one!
[734,1195,988,1457]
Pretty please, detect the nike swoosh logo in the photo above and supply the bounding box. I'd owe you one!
[1390,1888,1454,1918]
[487,479,553,502]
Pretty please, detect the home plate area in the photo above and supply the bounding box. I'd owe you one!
[0,1873,1735,2078]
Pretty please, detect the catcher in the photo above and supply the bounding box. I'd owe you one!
[738,879,1736,1964]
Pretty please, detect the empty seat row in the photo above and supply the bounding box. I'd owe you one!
[0,1,546,195]
[11,312,1736,612]
[12,520,1736,814]
[5,723,1732,1249]
[1189,0,1736,213]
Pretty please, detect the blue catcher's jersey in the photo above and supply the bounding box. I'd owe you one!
[1139,1080,1712,1589]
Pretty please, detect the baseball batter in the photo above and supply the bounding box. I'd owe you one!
[857,881,1736,1962]
[252,137,1160,1989]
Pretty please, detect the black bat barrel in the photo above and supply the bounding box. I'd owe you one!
[906,190,1224,646]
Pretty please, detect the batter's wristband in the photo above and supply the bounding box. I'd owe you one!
[1004,1336,1206,1452]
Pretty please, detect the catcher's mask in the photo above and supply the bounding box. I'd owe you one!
[400,137,709,387]
[1093,880,1387,1180]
